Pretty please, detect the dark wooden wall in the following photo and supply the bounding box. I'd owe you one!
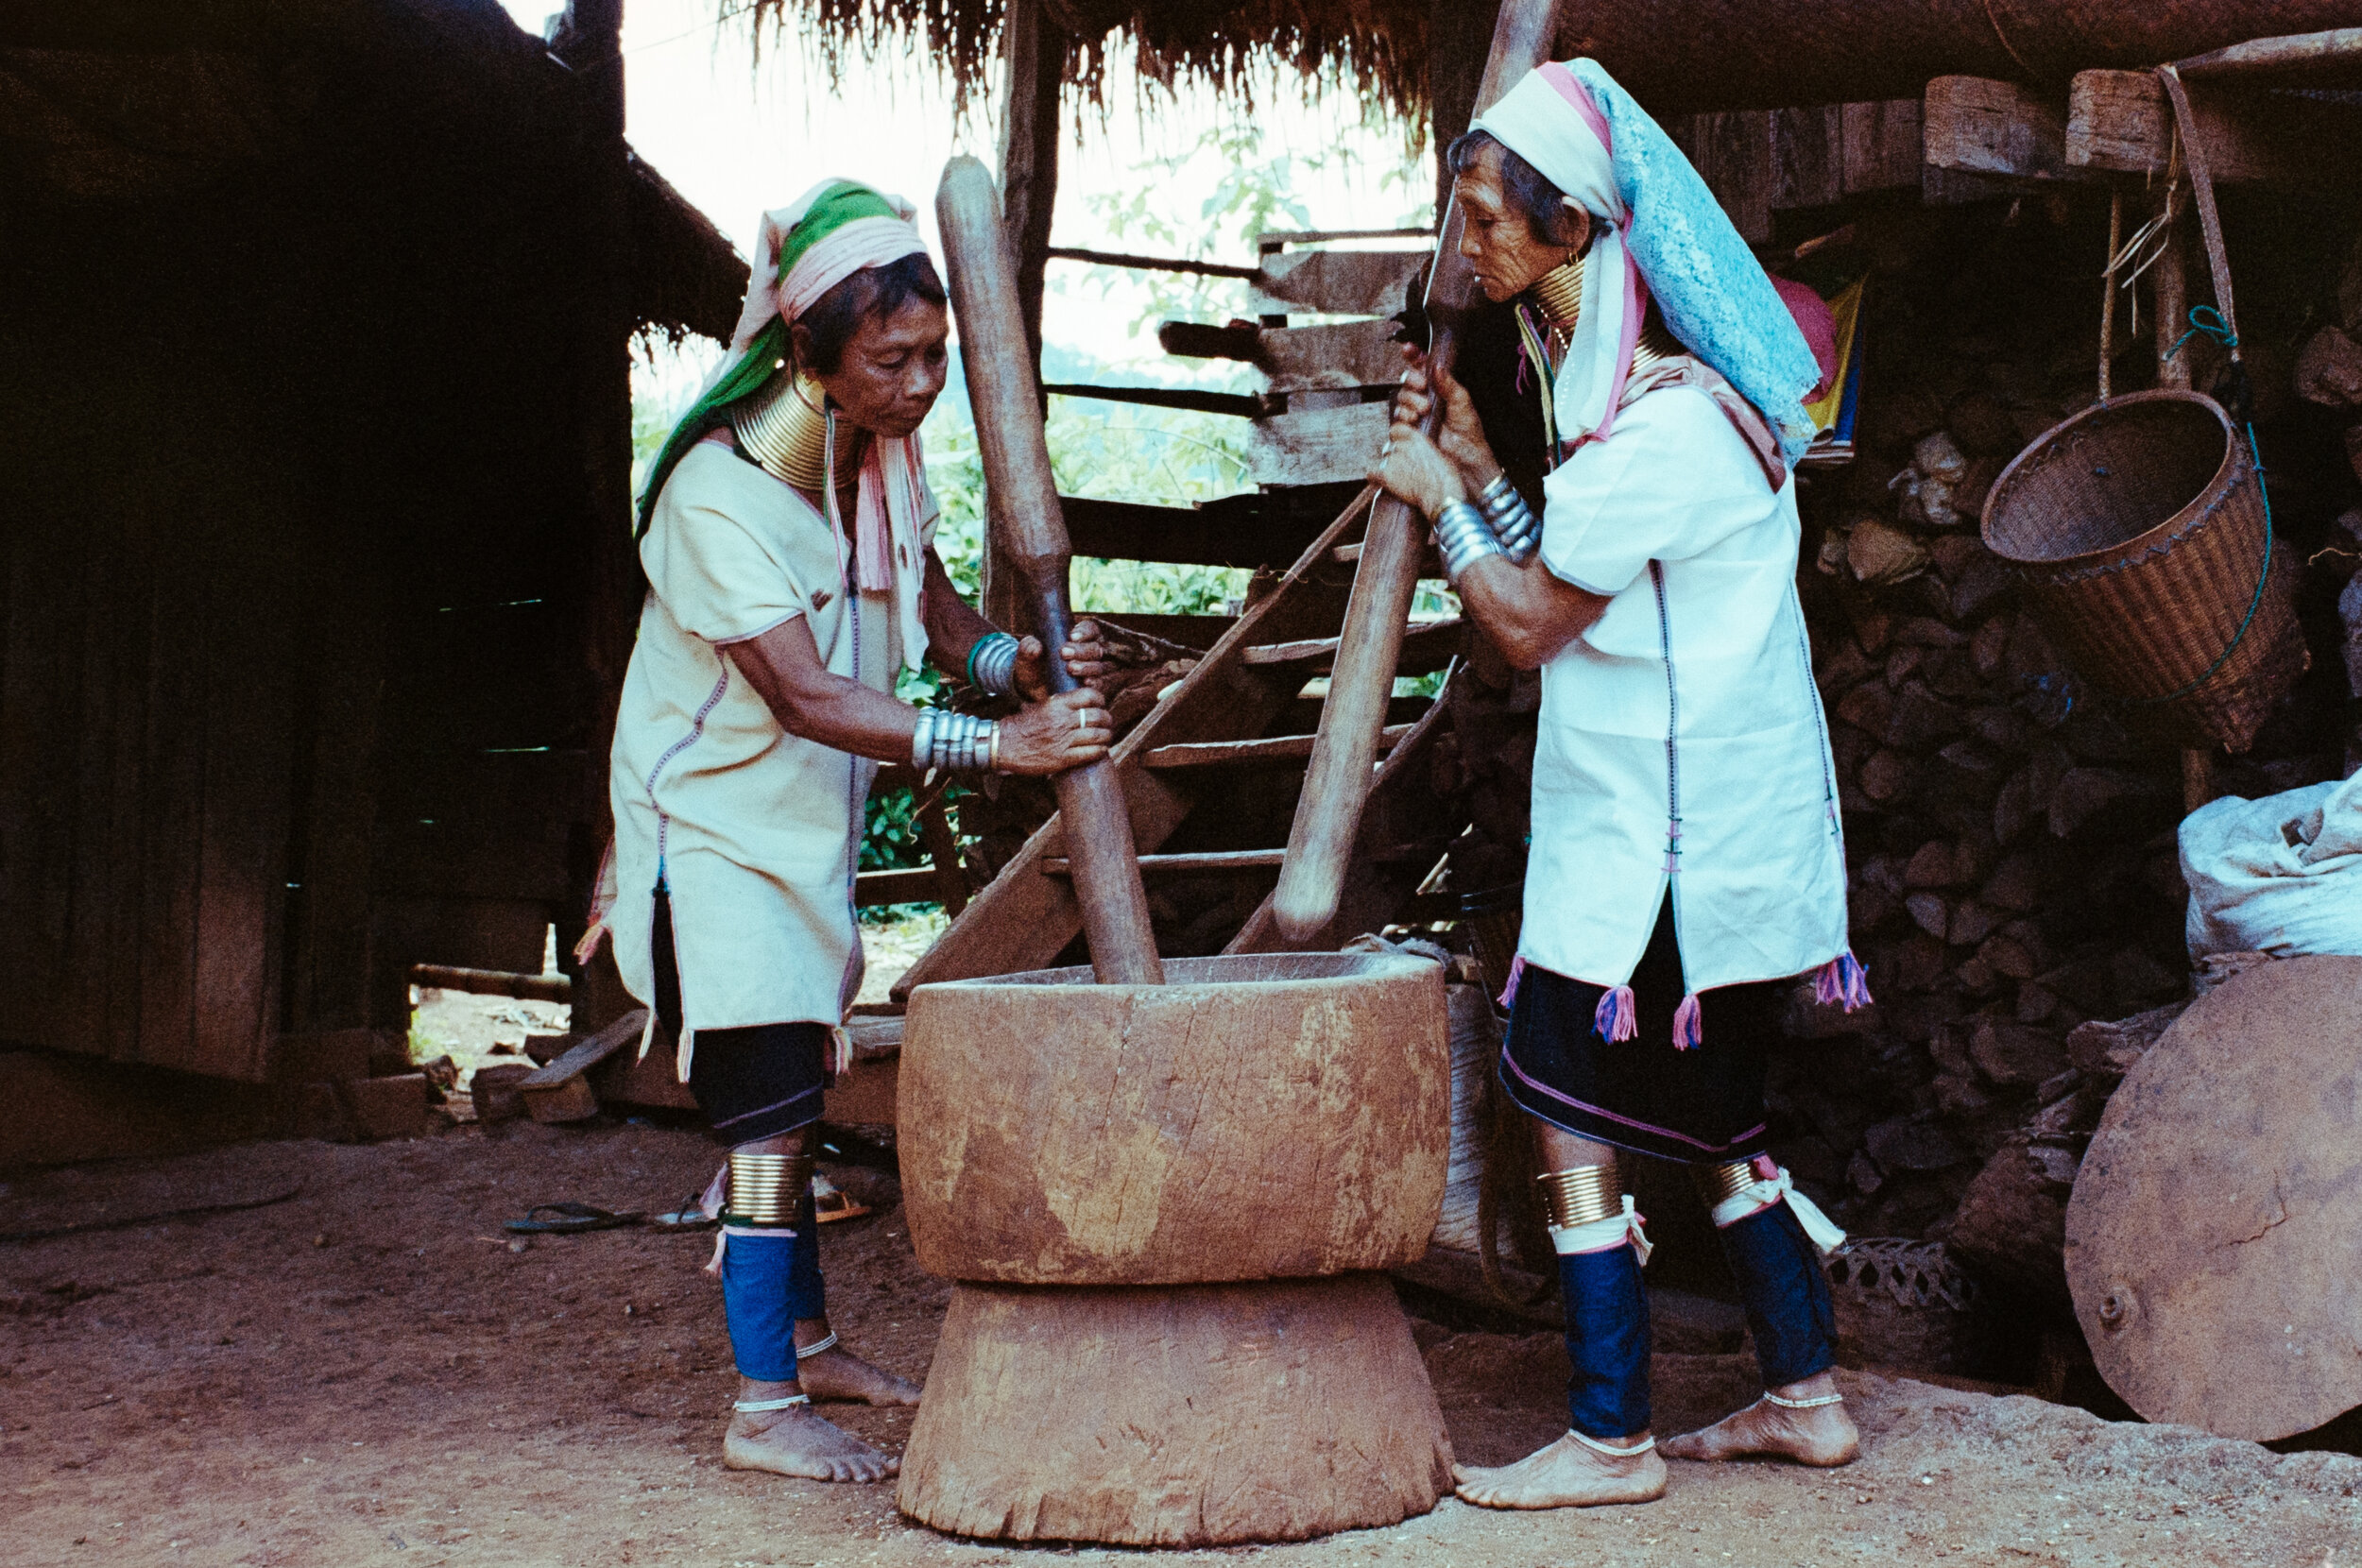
[0,0,728,1078]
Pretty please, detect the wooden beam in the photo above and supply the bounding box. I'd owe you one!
[1840,98,1924,193]
[1062,494,1342,571]
[2066,69,2362,185]
[1680,111,1773,243]
[1923,76,2090,185]
[1042,383,1268,418]
[1771,106,1844,210]
[997,0,1061,368]
[1045,246,1258,281]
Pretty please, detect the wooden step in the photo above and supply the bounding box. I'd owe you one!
[1037,842,1442,878]
[1039,849,1285,877]
[1141,724,1412,770]
[1243,616,1462,670]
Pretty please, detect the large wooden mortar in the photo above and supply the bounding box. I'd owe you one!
[896,952,1455,1545]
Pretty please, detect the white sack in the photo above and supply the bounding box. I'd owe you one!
[2181,770,2362,963]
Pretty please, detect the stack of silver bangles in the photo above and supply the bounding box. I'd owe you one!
[1433,500,1504,585]
[1477,474,1541,565]
[967,631,1021,698]
[912,708,1000,773]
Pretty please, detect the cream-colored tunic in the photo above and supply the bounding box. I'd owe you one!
[1521,383,1849,995]
[608,441,934,1068]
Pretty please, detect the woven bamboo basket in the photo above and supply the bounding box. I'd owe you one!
[1980,389,2306,752]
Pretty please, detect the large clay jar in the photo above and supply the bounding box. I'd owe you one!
[895,951,1456,1546]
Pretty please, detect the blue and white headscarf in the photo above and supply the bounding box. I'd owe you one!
[1471,60,1823,469]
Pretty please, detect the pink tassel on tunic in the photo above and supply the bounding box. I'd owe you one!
[1671,992,1703,1050]
[1498,955,1528,1009]
[1814,950,1874,1012]
[1593,984,1637,1042]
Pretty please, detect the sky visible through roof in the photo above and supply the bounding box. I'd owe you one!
[498,0,1431,409]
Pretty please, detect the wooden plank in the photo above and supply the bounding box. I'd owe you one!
[857,865,951,908]
[1247,248,1428,318]
[410,963,571,1004]
[1244,617,1463,674]
[2065,69,2362,185]
[2176,26,2362,83]
[1841,99,1923,193]
[1142,724,1412,770]
[1247,401,1392,488]
[890,488,1378,999]
[1924,76,2093,185]
[1000,0,1061,368]
[1680,111,1772,243]
[1259,319,1408,392]
[520,1006,647,1123]
[1771,105,1844,209]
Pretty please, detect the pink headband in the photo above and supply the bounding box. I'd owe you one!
[777,217,932,326]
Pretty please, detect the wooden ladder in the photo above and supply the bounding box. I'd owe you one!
[890,484,1469,998]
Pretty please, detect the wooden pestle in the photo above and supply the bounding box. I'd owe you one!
[1272,0,1563,942]
[934,156,1165,983]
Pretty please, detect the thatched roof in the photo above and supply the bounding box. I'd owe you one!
[741,0,1431,118]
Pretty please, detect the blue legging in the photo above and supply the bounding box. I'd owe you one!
[1562,1198,1836,1439]
[721,1186,826,1383]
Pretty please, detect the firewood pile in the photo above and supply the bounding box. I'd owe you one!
[1764,204,2360,1265]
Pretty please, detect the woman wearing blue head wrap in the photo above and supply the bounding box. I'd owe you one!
[1376,60,1867,1509]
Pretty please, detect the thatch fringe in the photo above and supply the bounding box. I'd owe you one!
[732,0,1430,120]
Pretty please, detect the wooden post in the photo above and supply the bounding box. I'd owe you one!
[981,0,1063,638]
[1428,0,1502,219]
[1271,0,1560,944]
[935,156,1164,985]
[556,0,640,1033]
[2149,168,2217,810]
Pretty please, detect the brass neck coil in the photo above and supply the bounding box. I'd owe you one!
[1525,255,1686,375]
[724,1151,813,1227]
[731,367,864,495]
[1695,1157,1768,1208]
[1536,1163,1623,1231]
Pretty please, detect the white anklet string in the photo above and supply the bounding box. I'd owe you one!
[1567,1429,1656,1458]
[795,1330,838,1358]
[1763,1390,1845,1409]
[733,1394,811,1413]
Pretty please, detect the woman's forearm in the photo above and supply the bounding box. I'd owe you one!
[1455,554,1609,671]
[725,642,920,766]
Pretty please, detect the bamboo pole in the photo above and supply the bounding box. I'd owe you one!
[1270,0,1561,944]
[936,156,1164,984]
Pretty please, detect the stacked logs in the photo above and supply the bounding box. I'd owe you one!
[1766,213,2205,1247]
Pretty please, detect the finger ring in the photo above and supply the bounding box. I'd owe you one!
[1076,708,1089,732]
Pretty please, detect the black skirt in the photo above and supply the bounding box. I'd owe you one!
[651,889,830,1146]
[1498,898,1785,1164]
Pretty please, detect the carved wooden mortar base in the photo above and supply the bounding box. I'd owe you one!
[897,1272,1455,1546]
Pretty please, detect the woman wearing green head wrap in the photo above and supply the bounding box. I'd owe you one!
[594,181,1111,1485]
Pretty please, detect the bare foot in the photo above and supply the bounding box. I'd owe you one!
[793,1341,920,1406]
[1660,1376,1859,1467]
[723,1403,899,1483]
[1452,1432,1668,1509]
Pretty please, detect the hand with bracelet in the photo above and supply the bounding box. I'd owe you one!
[1372,345,1610,672]
[723,547,1115,778]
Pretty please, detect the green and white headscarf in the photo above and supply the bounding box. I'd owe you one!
[636,179,936,668]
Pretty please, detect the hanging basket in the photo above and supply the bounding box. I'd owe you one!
[1979,389,2306,752]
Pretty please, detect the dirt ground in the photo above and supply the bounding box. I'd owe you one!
[4,1123,2356,1568]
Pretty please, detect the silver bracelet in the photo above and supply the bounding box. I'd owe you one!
[915,710,1002,774]
[1433,499,1505,585]
[1477,474,1540,565]
[967,632,1021,698]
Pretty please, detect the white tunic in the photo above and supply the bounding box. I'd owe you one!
[607,441,934,1064]
[1520,384,1849,995]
